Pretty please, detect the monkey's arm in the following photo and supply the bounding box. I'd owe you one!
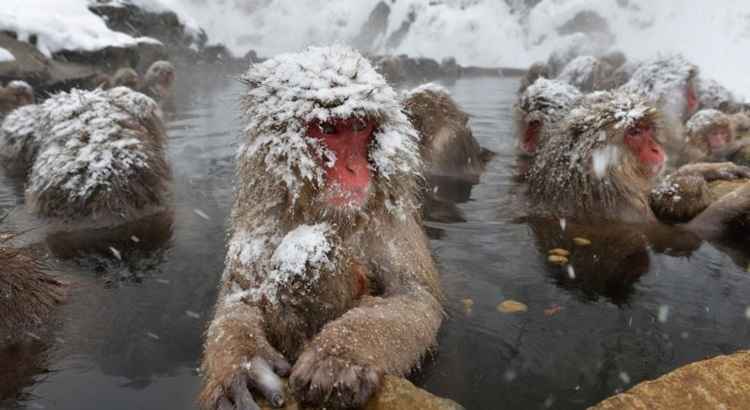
[200,289,290,410]
[672,162,750,182]
[289,217,442,408]
[686,182,750,238]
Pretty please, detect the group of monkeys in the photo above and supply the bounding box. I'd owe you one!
[0,44,749,410]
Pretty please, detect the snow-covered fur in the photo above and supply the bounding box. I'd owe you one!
[238,45,421,217]
[514,78,582,152]
[24,87,169,220]
[620,54,697,122]
[557,55,613,92]
[201,47,441,410]
[697,78,738,113]
[516,78,582,127]
[687,109,732,137]
[0,104,44,174]
[527,91,661,222]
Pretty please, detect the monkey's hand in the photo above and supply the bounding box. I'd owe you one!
[673,162,750,182]
[290,290,441,408]
[200,307,290,410]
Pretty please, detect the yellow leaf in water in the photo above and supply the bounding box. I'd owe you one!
[574,237,592,246]
[548,254,568,265]
[548,248,570,256]
[497,300,528,314]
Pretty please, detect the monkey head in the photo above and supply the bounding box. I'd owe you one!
[238,46,421,221]
[686,109,734,155]
[112,67,140,90]
[515,78,581,156]
[144,61,175,98]
[622,54,699,122]
[6,81,34,107]
[528,91,666,221]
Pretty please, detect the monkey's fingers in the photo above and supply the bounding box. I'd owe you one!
[246,356,286,408]
[230,373,261,410]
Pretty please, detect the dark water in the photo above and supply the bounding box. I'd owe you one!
[2,73,750,410]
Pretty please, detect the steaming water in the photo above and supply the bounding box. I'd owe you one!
[2,72,750,410]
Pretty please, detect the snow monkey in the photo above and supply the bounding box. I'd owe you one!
[557,55,614,92]
[0,87,169,220]
[112,67,141,90]
[0,80,34,117]
[527,90,750,237]
[679,109,737,164]
[403,83,493,183]
[140,60,176,102]
[199,46,443,410]
[621,54,699,127]
[518,61,550,94]
[514,78,581,159]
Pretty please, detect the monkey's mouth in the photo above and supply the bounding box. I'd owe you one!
[521,122,540,154]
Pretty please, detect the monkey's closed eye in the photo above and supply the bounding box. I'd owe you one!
[320,122,336,134]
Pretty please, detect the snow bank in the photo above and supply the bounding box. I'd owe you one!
[0,0,197,57]
[159,0,750,99]
[0,47,14,63]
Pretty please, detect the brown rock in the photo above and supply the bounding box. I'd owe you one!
[259,376,463,410]
[590,350,750,410]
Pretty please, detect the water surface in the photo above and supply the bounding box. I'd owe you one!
[2,72,750,410]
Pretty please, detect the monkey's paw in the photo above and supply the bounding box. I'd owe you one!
[206,356,290,410]
[290,348,384,408]
[676,162,750,182]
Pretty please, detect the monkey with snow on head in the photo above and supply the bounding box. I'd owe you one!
[112,67,141,90]
[514,78,582,160]
[677,109,740,164]
[620,55,699,154]
[0,87,169,221]
[528,90,750,238]
[518,61,550,94]
[199,46,443,410]
[557,55,614,93]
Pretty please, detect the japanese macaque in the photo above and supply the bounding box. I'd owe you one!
[403,83,492,183]
[514,78,581,159]
[557,55,614,92]
[0,241,65,346]
[112,67,140,90]
[527,90,750,237]
[621,55,699,126]
[140,60,176,102]
[518,62,550,94]
[89,72,113,90]
[732,112,750,140]
[679,109,737,164]
[0,87,169,221]
[0,80,34,117]
[199,46,443,410]
[697,77,739,113]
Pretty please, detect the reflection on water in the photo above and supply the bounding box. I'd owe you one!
[1,72,750,410]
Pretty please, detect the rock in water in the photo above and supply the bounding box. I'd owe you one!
[591,351,750,410]
[258,376,464,410]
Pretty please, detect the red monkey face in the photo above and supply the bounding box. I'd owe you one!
[521,120,541,155]
[706,126,730,152]
[308,117,376,208]
[624,121,666,178]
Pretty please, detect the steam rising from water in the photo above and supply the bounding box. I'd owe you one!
[161,0,750,98]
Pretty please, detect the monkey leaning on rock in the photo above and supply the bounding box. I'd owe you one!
[199,46,443,410]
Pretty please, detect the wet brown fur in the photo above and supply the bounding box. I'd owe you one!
[200,121,443,408]
[0,83,34,117]
[404,88,491,183]
[0,243,65,346]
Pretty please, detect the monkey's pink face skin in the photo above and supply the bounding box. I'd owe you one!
[308,118,376,208]
[706,127,730,152]
[624,121,666,178]
[520,120,541,156]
